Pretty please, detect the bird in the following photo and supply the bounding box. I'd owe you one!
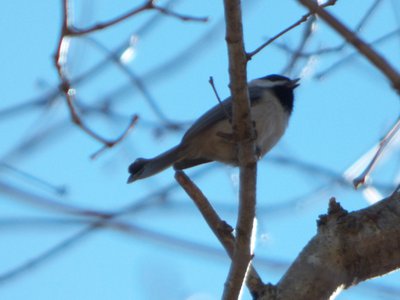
[127,74,299,183]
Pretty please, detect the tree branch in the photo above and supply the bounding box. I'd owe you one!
[222,0,257,299]
[53,0,206,150]
[298,0,400,93]
[175,171,264,298]
[248,0,336,59]
[67,1,207,36]
[260,194,400,300]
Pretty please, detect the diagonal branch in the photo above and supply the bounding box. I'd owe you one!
[298,0,400,93]
[260,195,400,300]
[248,0,336,59]
[53,0,206,151]
[54,1,138,151]
[175,171,264,298]
[352,117,400,188]
[298,0,400,190]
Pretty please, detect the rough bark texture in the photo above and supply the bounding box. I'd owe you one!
[222,0,258,299]
[259,194,400,300]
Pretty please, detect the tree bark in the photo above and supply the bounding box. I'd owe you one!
[260,193,400,300]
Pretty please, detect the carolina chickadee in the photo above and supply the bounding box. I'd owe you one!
[127,74,299,183]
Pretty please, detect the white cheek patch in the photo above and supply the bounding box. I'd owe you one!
[249,79,288,88]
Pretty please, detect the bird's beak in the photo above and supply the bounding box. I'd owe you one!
[290,78,300,89]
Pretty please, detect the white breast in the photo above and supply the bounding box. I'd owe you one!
[251,90,289,157]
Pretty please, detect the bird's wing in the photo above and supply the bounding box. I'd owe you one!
[182,97,232,142]
[182,87,264,142]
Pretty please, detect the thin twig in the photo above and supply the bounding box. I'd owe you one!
[85,37,181,128]
[209,76,232,124]
[353,117,400,189]
[55,3,117,145]
[306,0,382,58]
[315,28,400,79]
[90,115,139,159]
[282,15,316,75]
[69,2,152,35]
[353,0,383,33]
[247,0,337,59]
[0,163,67,196]
[153,5,208,23]
[298,0,400,93]
[274,27,400,60]
[0,226,96,284]
[96,17,224,111]
[53,0,206,149]
[67,1,207,36]
[0,180,112,219]
[54,1,140,151]
[0,167,215,284]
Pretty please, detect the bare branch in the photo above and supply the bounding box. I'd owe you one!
[175,171,264,298]
[53,0,205,148]
[298,0,400,93]
[248,0,337,59]
[222,0,257,299]
[260,195,400,299]
[85,37,181,128]
[0,225,96,284]
[353,117,400,188]
[67,1,208,36]
[54,11,119,146]
[0,180,112,218]
[67,1,152,35]
[0,165,224,284]
[53,4,136,151]
[281,15,316,75]
[152,5,208,23]
[315,28,400,79]
[90,115,139,159]
[0,163,67,196]
[209,76,232,123]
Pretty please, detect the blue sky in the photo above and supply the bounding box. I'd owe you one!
[1,1,399,299]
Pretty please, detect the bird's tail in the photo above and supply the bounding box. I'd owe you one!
[127,146,183,183]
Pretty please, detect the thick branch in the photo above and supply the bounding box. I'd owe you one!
[222,0,257,299]
[260,194,400,300]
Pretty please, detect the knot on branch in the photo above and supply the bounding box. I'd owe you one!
[59,80,71,94]
[217,220,234,235]
[256,283,277,300]
[317,197,348,227]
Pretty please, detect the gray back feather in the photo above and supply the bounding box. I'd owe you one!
[182,86,264,142]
